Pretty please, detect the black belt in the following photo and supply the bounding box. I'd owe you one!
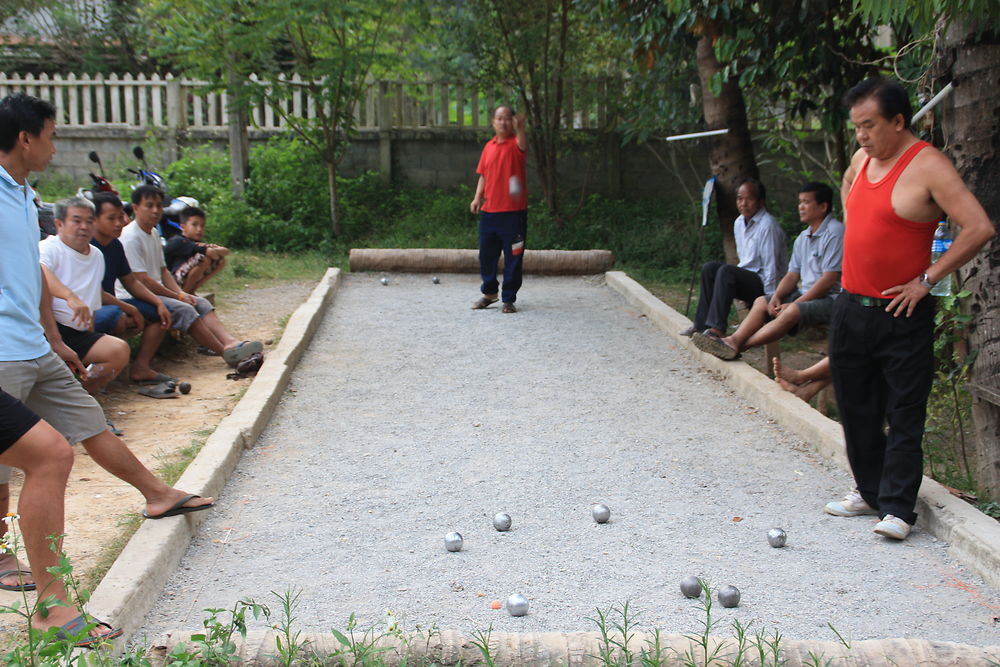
[847,292,893,308]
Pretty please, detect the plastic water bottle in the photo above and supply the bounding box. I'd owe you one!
[930,221,952,297]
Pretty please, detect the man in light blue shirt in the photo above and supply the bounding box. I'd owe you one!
[682,178,788,338]
[695,182,843,360]
[0,93,213,643]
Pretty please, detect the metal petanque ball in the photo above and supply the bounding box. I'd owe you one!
[767,528,787,548]
[717,585,741,608]
[680,575,702,599]
[506,593,529,617]
[592,503,611,524]
[493,512,512,531]
[380,277,389,285]
[178,382,191,395]
[444,532,463,552]
[432,276,440,284]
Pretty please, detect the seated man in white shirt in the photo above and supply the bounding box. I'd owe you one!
[694,182,844,360]
[39,196,129,393]
[681,179,788,339]
[118,185,262,368]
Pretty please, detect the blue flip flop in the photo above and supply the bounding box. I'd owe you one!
[54,614,123,648]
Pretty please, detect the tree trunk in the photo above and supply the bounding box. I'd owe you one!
[937,22,1000,501]
[327,159,341,238]
[695,34,760,265]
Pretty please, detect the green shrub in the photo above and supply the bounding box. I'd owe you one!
[165,139,713,269]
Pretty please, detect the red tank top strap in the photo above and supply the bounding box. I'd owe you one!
[859,140,930,189]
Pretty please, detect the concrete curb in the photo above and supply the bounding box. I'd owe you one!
[88,268,342,643]
[605,270,1000,591]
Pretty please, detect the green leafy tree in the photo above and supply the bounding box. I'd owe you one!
[148,0,405,237]
[1,0,148,73]
[422,0,627,221]
[598,0,879,261]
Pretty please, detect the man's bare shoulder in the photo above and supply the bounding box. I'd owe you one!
[909,143,958,177]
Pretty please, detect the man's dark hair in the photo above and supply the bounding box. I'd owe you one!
[131,184,165,204]
[843,77,912,129]
[739,178,766,202]
[179,206,206,224]
[800,182,833,212]
[92,192,123,218]
[0,93,57,153]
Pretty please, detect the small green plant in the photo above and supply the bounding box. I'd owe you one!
[590,600,641,666]
[468,625,496,667]
[163,597,267,665]
[271,588,308,666]
[329,611,395,664]
[677,579,729,667]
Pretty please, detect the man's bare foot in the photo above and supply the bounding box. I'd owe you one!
[0,552,34,589]
[144,491,215,519]
[773,357,806,385]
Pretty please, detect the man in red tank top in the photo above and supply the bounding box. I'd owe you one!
[470,106,528,313]
[825,78,994,540]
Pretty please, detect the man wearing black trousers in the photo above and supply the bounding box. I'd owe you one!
[683,179,787,338]
[827,78,994,540]
[470,106,528,314]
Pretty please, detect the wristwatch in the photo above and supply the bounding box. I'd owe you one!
[919,272,936,290]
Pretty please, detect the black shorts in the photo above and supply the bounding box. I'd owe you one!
[0,388,41,455]
[56,323,104,361]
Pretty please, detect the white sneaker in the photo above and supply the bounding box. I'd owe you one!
[824,490,876,517]
[874,514,912,540]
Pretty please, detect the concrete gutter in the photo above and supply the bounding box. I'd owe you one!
[88,268,341,643]
[605,270,1000,592]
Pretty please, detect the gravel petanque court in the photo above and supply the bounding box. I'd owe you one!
[138,274,999,646]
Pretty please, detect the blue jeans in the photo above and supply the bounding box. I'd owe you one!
[479,210,527,304]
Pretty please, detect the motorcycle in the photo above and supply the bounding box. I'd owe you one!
[78,150,119,201]
[126,145,198,241]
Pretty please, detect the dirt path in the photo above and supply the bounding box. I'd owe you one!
[0,281,315,635]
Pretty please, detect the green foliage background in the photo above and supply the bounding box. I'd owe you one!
[166,138,718,279]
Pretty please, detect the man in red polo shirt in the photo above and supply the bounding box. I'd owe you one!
[470,106,528,313]
[826,78,994,540]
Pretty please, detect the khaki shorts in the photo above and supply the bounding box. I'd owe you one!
[0,351,106,483]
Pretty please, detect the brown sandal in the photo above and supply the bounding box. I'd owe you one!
[502,302,517,313]
[472,296,499,310]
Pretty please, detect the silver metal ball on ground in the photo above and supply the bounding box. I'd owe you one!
[493,512,512,531]
[767,528,787,548]
[380,277,389,285]
[444,532,463,552]
[506,593,529,616]
[592,503,611,524]
[432,276,440,284]
[717,585,741,608]
[178,382,191,394]
[680,575,702,598]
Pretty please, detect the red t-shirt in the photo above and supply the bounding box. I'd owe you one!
[476,136,527,213]
[843,141,936,297]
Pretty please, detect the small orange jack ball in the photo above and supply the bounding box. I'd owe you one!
[490,600,501,609]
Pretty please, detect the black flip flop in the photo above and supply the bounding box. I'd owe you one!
[134,373,179,386]
[0,569,35,592]
[143,494,214,520]
[137,382,179,399]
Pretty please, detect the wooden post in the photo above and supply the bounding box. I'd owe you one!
[378,80,392,184]
[227,68,249,197]
[164,73,183,164]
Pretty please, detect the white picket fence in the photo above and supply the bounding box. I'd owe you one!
[0,72,615,131]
